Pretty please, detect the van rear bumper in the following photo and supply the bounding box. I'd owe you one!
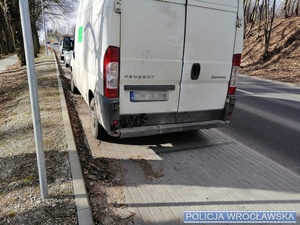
[117,120,229,138]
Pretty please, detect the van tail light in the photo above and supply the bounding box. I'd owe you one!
[228,54,241,95]
[104,46,120,98]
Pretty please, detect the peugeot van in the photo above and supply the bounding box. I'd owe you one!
[71,0,244,139]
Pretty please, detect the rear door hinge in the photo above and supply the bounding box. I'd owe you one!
[236,17,242,28]
[115,0,121,13]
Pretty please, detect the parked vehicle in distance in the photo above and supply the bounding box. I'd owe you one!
[59,40,64,59]
[60,36,74,60]
[71,0,244,139]
[64,50,73,68]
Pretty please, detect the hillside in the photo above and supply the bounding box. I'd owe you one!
[241,17,300,85]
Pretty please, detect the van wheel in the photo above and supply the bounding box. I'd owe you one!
[90,98,108,140]
[70,75,79,94]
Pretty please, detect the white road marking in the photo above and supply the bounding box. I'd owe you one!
[237,89,253,95]
[237,89,300,102]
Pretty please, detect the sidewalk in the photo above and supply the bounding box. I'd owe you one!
[74,90,300,224]
[87,126,300,224]
[0,54,18,73]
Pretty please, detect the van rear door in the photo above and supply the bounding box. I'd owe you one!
[119,0,239,116]
[178,0,238,112]
[119,0,186,115]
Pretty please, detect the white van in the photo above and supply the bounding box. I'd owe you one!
[71,0,244,139]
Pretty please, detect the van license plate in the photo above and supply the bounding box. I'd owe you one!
[130,91,169,102]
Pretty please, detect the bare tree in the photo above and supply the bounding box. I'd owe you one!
[244,0,261,36]
[281,0,300,17]
[1,0,26,64]
[0,1,14,55]
[257,1,265,39]
[0,0,77,65]
[263,0,277,59]
[283,0,292,17]
[291,0,300,15]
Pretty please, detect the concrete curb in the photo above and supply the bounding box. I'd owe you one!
[53,51,94,225]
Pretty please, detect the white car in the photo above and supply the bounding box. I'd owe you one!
[64,50,73,68]
[59,40,64,60]
[60,37,74,60]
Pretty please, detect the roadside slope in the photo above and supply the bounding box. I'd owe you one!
[241,17,300,85]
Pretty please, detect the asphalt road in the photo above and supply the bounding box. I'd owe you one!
[50,44,60,52]
[220,75,300,174]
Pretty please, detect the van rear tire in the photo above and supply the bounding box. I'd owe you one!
[90,98,108,140]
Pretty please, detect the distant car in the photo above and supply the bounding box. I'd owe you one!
[53,42,59,45]
[60,37,74,60]
[59,46,64,60]
[64,50,73,68]
[59,40,64,58]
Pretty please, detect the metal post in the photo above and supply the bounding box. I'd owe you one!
[18,0,48,199]
[40,0,48,55]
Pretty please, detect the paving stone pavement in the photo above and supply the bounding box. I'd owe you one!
[74,96,300,225]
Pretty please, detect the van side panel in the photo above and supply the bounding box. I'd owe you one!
[73,0,101,103]
[73,0,120,103]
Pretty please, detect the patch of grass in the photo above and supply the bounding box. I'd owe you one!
[23,174,35,185]
[44,138,54,147]
[8,211,16,217]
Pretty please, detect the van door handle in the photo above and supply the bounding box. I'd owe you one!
[191,63,201,80]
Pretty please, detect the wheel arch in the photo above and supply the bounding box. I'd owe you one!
[88,90,94,105]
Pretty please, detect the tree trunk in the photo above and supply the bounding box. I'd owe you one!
[245,0,260,36]
[284,0,292,18]
[293,0,300,16]
[264,0,269,55]
[32,23,40,57]
[257,3,264,39]
[15,23,26,65]
[263,0,277,59]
